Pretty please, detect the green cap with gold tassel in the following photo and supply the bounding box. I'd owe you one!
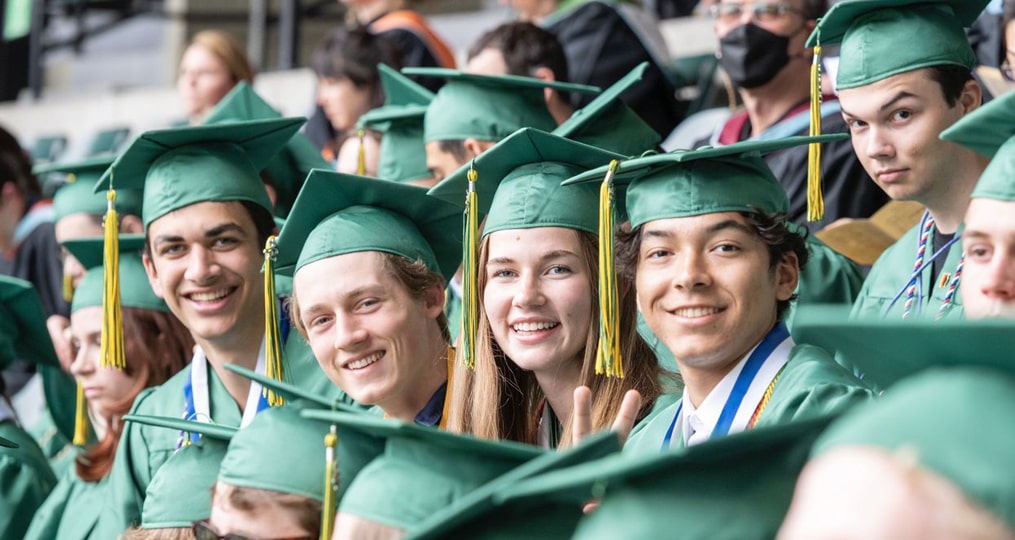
[427,129,624,374]
[596,160,623,378]
[262,235,286,407]
[73,381,89,446]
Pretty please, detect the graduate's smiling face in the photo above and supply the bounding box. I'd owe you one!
[143,201,266,349]
[69,306,139,418]
[635,212,797,391]
[961,198,1015,320]
[838,69,981,207]
[482,227,594,377]
[293,251,446,415]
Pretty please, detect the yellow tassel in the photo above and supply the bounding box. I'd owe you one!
[356,129,366,176]
[72,380,89,446]
[461,165,480,370]
[320,425,338,540]
[262,236,286,407]
[63,272,74,303]
[807,44,824,222]
[100,189,125,370]
[596,160,624,378]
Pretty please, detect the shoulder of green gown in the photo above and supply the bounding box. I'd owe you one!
[757,343,874,429]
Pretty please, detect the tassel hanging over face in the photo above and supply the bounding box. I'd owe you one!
[63,272,74,303]
[100,189,125,370]
[356,129,367,176]
[320,425,338,540]
[595,160,624,378]
[461,164,480,370]
[807,44,825,222]
[73,380,89,446]
[262,236,286,407]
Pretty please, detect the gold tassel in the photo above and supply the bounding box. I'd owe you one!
[461,164,480,370]
[320,425,338,540]
[100,189,125,370]
[356,129,366,176]
[72,380,89,446]
[63,272,74,303]
[262,236,285,407]
[807,44,824,222]
[595,161,624,378]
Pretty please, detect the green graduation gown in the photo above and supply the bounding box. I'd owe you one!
[94,333,345,537]
[0,421,57,539]
[624,344,873,454]
[851,223,965,321]
[23,467,108,540]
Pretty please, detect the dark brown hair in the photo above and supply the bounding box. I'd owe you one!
[0,123,42,201]
[214,482,322,539]
[467,22,568,83]
[312,26,402,112]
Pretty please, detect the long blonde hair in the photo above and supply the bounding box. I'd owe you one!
[447,229,665,448]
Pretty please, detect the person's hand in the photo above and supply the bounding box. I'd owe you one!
[46,314,73,372]
[571,386,642,446]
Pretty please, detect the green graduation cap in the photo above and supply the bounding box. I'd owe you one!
[405,431,622,540]
[63,235,166,314]
[792,305,1015,389]
[274,169,462,280]
[812,368,1015,530]
[301,408,546,532]
[0,436,17,448]
[203,82,329,218]
[137,433,230,529]
[404,67,599,143]
[563,134,847,229]
[95,118,303,229]
[428,128,624,236]
[552,61,660,157]
[501,415,838,540]
[0,275,60,368]
[37,155,143,222]
[358,65,435,184]
[224,362,376,415]
[939,88,1015,202]
[805,0,986,90]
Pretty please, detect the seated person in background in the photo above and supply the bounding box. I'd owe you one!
[0,277,59,540]
[700,0,887,229]
[503,0,684,137]
[24,237,192,540]
[0,124,66,397]
[311,26,401,173]
[466,22,575,124]
[562,136,873,453]
[177,30,253,127]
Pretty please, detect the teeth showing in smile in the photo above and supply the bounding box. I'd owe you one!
[512,321,559,332]
[190,289,230,302]
[673,307,722,318]
[348,352,383,370]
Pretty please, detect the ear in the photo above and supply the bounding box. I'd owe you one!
[263,183,278,210]
[463,137,485,159]
[424,283,446,320]
[119,214,144,234]
[957,78,983,115]
[774,251,800,303]
[142,251,166,300]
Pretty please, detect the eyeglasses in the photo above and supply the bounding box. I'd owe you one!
[709,2,805,23]
[191,520,313,540]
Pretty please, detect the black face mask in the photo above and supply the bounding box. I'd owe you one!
[718,23,791,89]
